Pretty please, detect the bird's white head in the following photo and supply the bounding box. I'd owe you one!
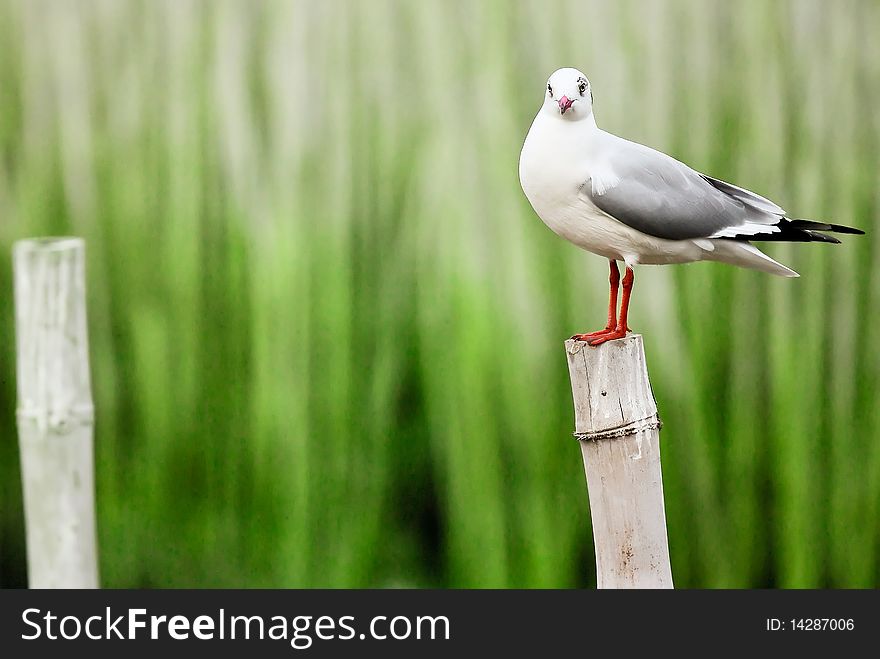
[543,68,593,122]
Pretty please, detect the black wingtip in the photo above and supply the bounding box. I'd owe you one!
[738,218,864,244]
[789,219,865,235]
[806,230,841,244]
[830,224,865,235]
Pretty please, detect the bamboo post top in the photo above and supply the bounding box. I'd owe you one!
[564,334,660,440]
[15,237,86,252]
[14,238,94,433]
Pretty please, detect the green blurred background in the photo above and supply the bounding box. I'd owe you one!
[1,0,878,588]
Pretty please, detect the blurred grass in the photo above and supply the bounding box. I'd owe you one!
[1,0,878,587]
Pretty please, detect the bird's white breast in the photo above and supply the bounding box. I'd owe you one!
[519,112,702,266]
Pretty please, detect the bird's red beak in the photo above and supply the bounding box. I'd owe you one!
[558,95,574,114]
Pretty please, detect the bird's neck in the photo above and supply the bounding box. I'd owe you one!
[581,112,598,132]
[537,111,601,147]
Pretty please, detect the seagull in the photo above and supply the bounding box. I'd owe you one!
[519,67,864,346]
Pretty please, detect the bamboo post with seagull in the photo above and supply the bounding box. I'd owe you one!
[13,237,99,588]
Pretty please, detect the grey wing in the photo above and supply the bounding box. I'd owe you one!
[580,140,785,241]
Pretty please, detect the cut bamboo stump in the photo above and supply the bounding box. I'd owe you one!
[13,238,99,588]
[565,334,672,589]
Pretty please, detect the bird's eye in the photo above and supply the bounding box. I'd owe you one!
[578,81,587,96]
[547,83,553,98]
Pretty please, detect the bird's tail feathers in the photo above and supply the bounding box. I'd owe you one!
[705,240,800,277]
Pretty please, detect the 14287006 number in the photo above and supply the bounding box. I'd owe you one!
[790,619,854,631]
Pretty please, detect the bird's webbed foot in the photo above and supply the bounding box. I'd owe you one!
[584,326,630,346]
[571,327,616,342]
[571,327,630,346]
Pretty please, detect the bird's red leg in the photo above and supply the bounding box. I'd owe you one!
[571,260,620,342]
[588,266,633,346]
